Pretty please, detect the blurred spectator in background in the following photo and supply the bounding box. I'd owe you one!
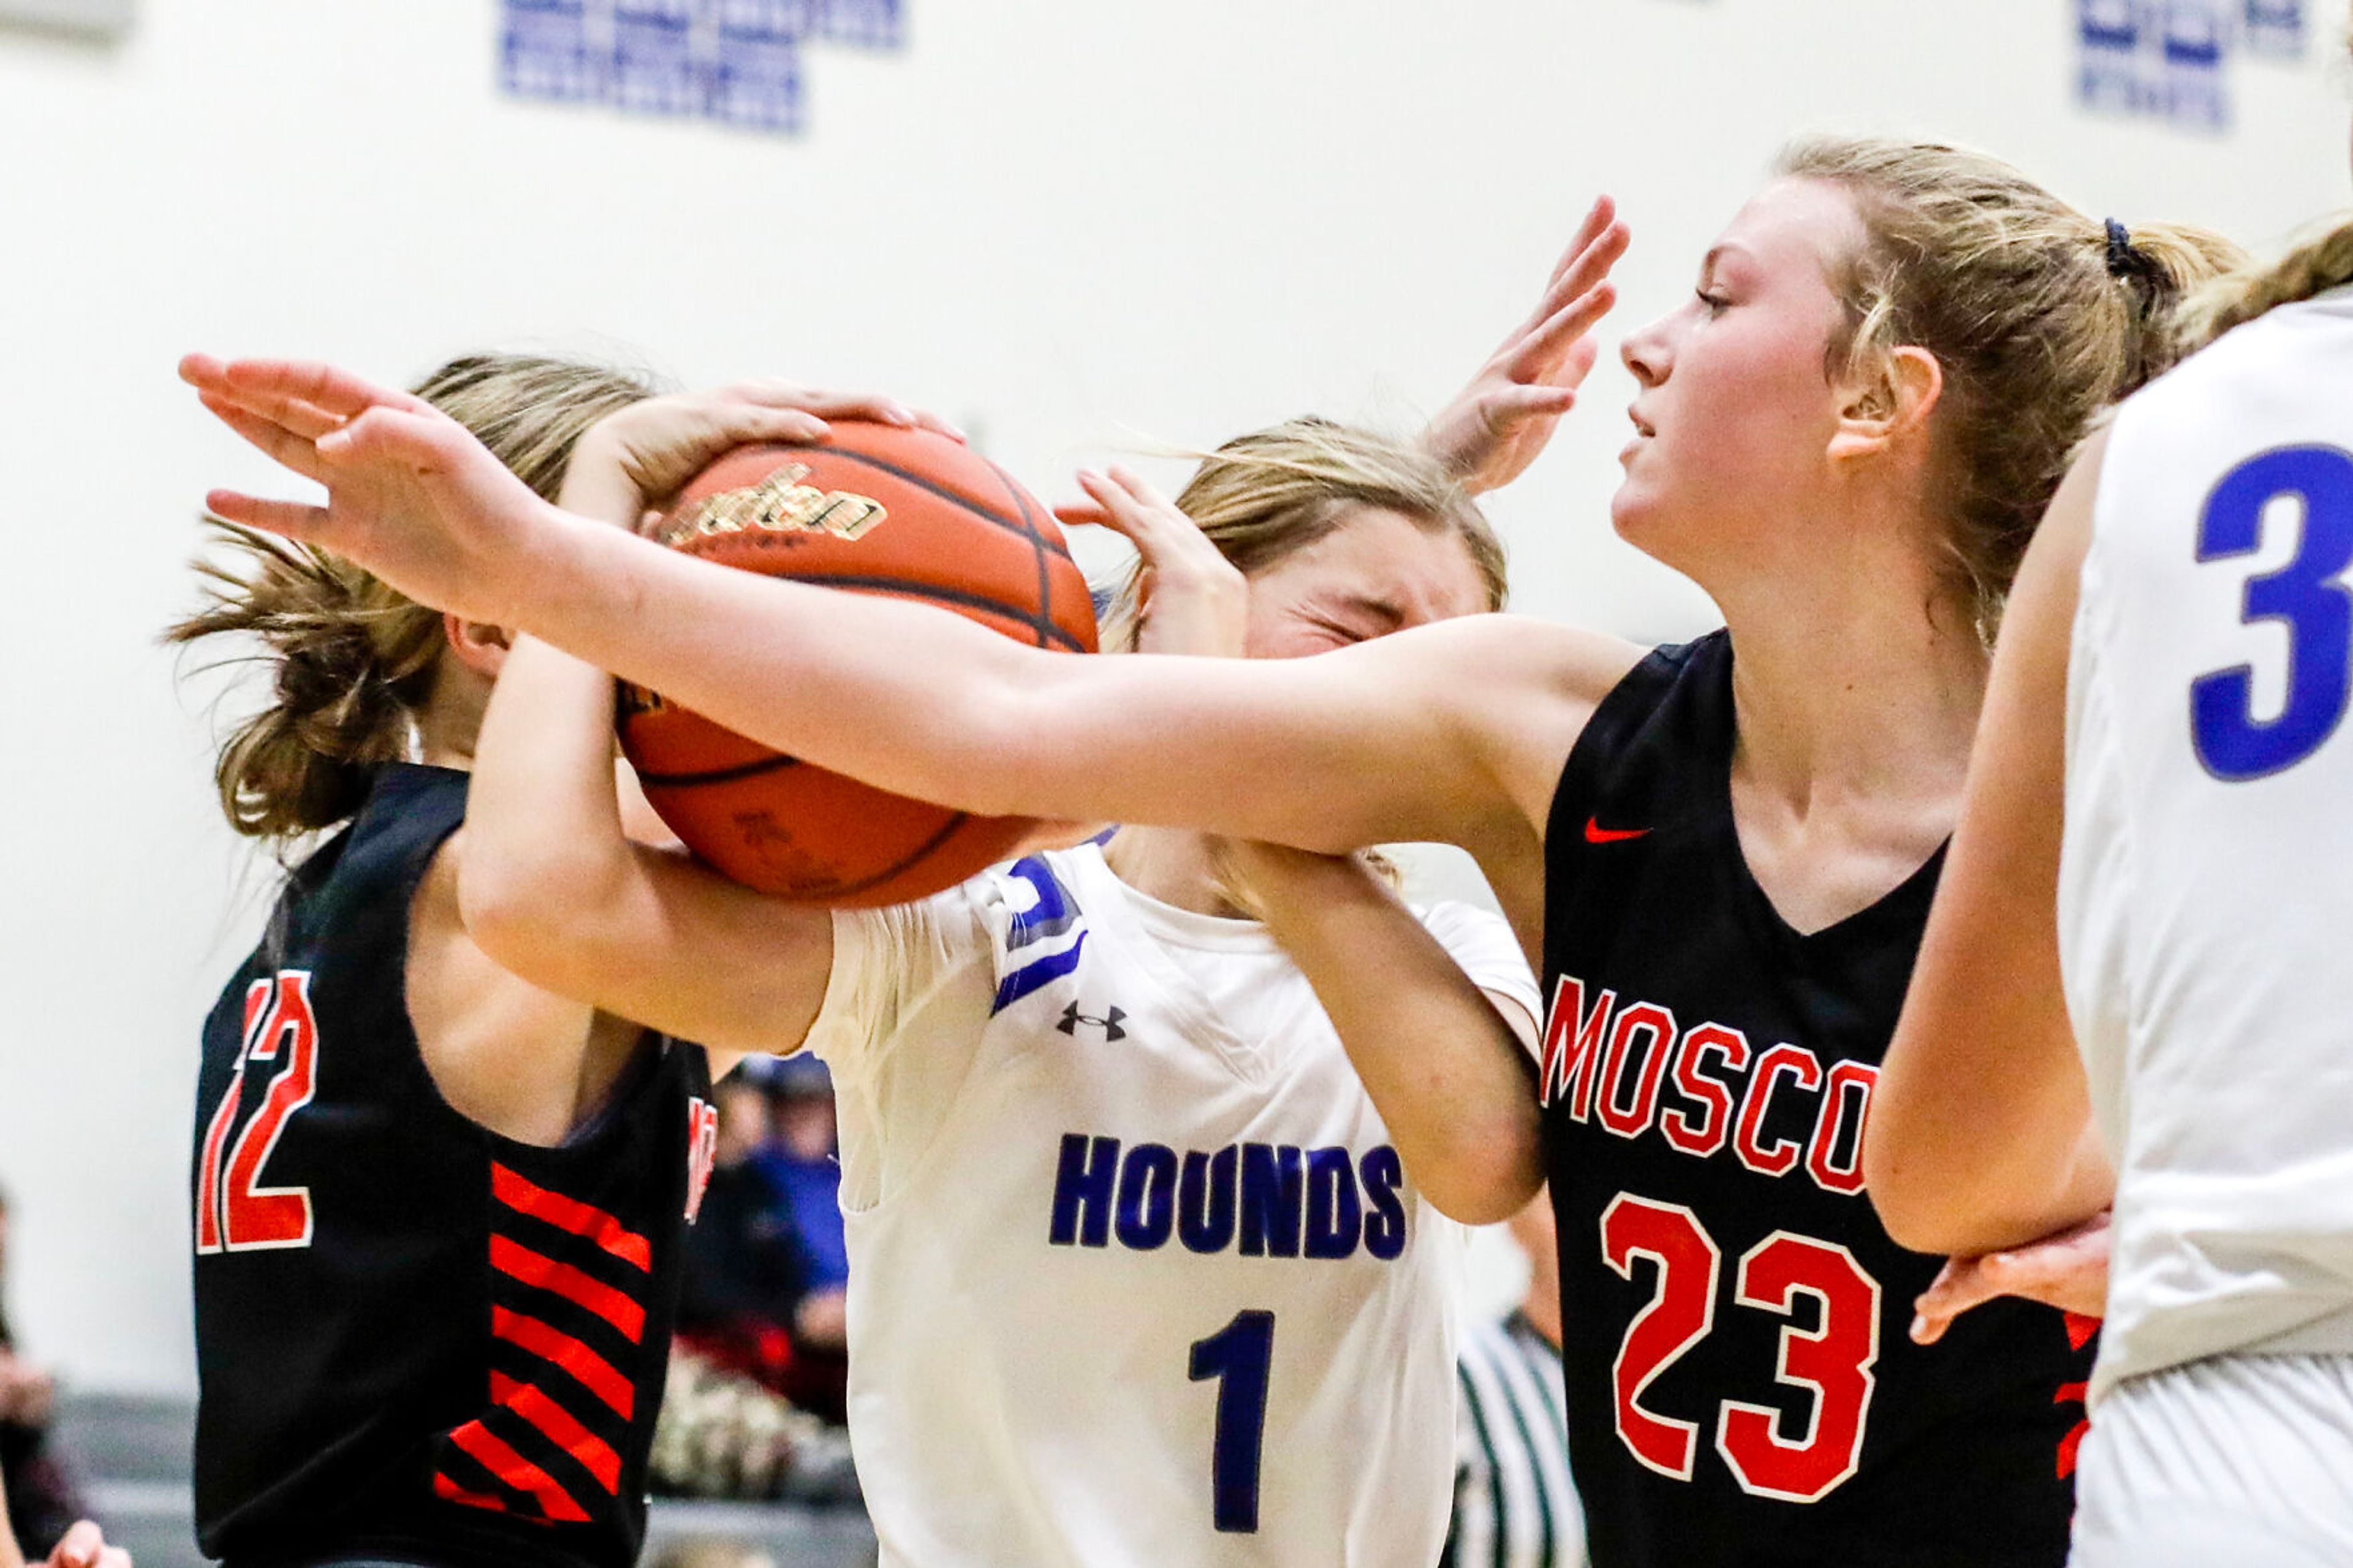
[747,1055,849,1360]
[660,1060,858,1507]
[675,1058,848,1422]
[0,1189,93,1564]
[1444,1190,1586,1568]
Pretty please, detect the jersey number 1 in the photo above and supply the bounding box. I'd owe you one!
[195,971,321,1254]
[1189,1309,1275,1532]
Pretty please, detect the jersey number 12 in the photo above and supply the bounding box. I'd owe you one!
[195,970,321,1254]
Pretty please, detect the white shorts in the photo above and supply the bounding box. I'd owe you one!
[2071,1353,2353,1567]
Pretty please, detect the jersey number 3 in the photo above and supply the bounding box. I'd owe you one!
[195,971,321,1254]
[2192,445,2353,781]
[1602,1193,1880,1503]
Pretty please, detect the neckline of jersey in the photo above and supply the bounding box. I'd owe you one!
[1702,642,1950,954]
[1077,846,1284,955]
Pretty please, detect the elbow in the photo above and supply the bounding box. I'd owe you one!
[1419,1129,1546,1228]
[1870,1183,1965,1257]
[1435,1179,1544,1229]
[1861,1126,1946,1254]
[1865,1142,2001,1257]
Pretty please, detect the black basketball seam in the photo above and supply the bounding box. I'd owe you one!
[986,456,1062,650]
[632,752,803,788]
[821,810,977,899]
[633,780,980,900]
[808,447,1073,563]
[754,571,1088,651]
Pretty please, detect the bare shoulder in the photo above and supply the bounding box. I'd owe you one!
[1411,613,1647,804]
[406,831,606,1145]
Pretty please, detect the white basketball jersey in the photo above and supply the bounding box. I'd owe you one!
[802,843,1542,1567]
[2061,284,2353,1404]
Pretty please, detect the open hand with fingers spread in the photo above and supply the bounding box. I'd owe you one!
[180,355,563,624]
[1422,195,1631,495]
[1055,465,1247,657]
[180,357,957,626]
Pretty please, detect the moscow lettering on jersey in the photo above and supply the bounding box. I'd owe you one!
[1539,974,1874,1195]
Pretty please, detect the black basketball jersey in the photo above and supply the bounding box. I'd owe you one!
[192,764,719,1568]
[1539,634,2094,1568]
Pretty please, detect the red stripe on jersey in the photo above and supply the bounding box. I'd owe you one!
[492,1372,623,1493]
[448,1418,591,1523]
[492,1163,653,1271]
[433,1470,510,1513]
[493,1305,635,1419]
[490,1234,647,1343]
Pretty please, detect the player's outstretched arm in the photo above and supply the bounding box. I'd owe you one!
[453,393,868,1072]
[1868,434,2115,1259]
[186,356,1635,858]
[1234,844,1544,1224]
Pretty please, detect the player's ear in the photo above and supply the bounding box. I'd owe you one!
[443,614,514,678]
[1828,346,1943,463]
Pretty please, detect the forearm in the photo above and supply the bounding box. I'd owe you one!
[457,637,638,968]
[1248,854,1544,1223]
[494,500,1464,849]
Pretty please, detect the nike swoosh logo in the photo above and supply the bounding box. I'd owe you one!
[1584,817,1651,845]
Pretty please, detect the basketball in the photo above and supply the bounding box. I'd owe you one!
[616,423,1098,906]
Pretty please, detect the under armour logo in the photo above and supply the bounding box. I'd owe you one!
[1057,1002,1127,1042]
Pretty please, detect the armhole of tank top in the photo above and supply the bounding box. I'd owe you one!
[382,779,514,1147]
[1540,640,1694,850]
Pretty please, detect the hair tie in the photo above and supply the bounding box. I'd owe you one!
[2105,218,2142,280]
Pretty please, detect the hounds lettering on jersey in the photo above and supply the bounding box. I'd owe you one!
[1539,974,1873,1198]
[1048,1134,1410,1262]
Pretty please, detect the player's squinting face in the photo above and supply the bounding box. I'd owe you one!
[1241,505,1493,659]
[1612,178,1868,580]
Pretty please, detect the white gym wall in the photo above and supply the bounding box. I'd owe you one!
[0,0,2342,1392]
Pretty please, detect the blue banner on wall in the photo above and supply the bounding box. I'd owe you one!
[2077,0,2235,133]
[501,0,899,135]
[2160,0,2230,129]
[2243,0,2308,56]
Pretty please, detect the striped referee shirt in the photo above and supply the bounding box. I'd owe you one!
[1443,1309,1586,1568]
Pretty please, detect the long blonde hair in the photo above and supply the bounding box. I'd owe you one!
[1098,416,1504,653]
[168,354,656,841]
[1778,137,2245,632]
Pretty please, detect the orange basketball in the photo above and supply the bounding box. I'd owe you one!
[616,422,1098,906]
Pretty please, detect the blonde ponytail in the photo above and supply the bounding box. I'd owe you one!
[2176,218,2353,350]
[170,527,445,838]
